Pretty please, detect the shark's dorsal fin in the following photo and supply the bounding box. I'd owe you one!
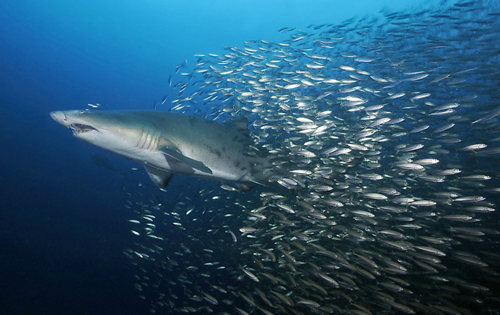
[144,165,173,187]
[161,146,213,174]
[226,117,249,137]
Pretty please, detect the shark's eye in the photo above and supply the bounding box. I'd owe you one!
[70,123,98,133]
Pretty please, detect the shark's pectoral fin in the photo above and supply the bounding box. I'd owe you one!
[161,147,213,174]
[144,165,173,187]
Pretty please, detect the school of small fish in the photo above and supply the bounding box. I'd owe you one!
[120,0,500,314]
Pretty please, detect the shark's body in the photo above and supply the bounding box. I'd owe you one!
[51,110,271,191]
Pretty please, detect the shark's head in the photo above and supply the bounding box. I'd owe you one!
[50,110,150,159]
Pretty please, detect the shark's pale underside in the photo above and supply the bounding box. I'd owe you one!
[50,110,272,191]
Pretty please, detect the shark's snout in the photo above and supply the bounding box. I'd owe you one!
[50,111,67,125]
[50,110,98,134]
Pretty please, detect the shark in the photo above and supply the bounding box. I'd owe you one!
[50,110,272,191]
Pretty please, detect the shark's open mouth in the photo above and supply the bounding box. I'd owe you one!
[70,123,98,134]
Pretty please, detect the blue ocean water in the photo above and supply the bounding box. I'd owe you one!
[2,0,500,314]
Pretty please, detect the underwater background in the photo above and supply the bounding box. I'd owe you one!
[2,0,500,314]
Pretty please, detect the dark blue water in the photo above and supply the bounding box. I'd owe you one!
[0,0,478,314]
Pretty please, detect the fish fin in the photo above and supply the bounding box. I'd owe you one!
[250,167,275,186]
[161,146,213,174]
[144,165,173,187]
[236,182,258,192]
[226,117,249,137]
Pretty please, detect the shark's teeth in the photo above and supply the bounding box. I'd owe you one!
[69,123,98,134]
